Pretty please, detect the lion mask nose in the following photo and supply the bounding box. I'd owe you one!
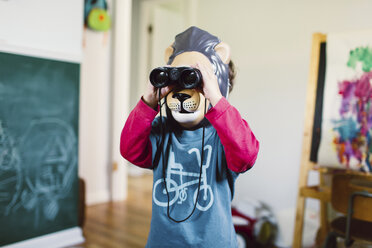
[167,90,200,113]
[172,92,191,102]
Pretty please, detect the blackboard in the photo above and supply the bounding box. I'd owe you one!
[0,52,80,246]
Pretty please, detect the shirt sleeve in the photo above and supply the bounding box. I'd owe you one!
[205,97,259,173]
[120,98,159,168]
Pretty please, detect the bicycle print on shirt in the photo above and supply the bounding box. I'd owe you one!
[153,145,214,212]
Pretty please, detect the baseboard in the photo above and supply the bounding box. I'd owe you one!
[2,227,84,248]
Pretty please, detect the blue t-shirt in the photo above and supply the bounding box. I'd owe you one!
[146,117,239,248]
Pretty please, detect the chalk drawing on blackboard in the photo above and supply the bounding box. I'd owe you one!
[0,120,23,216]
[8,118,77,227]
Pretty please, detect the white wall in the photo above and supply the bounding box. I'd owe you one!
[80,29,113,205]
[195,0,372,246]
[80,0,131,205]
[110,0,132,201]
[0,0,83,62]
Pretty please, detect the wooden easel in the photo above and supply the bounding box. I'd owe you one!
[292,33,330,248]
[293,32,372,247]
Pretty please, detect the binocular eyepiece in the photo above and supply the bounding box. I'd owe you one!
[149,67,202,89]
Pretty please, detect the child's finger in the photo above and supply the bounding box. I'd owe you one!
[198,62,214,79]
[161,85,173,98]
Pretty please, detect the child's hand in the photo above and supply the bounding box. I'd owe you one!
[195,62,222,107]
[143,81,173,109]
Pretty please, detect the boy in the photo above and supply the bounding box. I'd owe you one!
[121,26,259,247]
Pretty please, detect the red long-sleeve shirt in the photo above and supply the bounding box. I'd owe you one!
[120,97,259,173]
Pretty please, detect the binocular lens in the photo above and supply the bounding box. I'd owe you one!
[150,69,168,88]
[181,70,199,89]
[155,71,168,85]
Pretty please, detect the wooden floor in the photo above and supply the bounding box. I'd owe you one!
[72,174,153,248]
[66,174,372,248]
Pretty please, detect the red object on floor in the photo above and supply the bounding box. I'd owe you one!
[232,206,257,247]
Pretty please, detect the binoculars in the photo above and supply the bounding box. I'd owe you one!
[149,67,202,89]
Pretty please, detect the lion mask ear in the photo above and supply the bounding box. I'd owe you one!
[215,42,231,64]
[164,45,174,64]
